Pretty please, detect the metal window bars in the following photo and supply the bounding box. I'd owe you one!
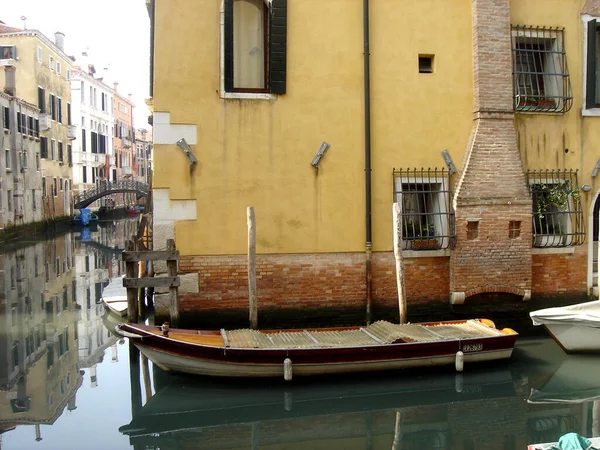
[527,169,585,248]
[392,168,456,251]
[511,25,572,113]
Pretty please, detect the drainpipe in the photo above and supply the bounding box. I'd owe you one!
[363,0,373,323]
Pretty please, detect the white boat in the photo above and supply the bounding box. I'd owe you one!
[527,434,600,450]
[102,275,128,317]
[530,300,600,353]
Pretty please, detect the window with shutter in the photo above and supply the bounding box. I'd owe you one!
[223,0,287,95]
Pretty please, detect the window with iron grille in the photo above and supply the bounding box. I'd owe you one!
[392,168,456,251]
[527,170,584,248]
[511,26,572,113]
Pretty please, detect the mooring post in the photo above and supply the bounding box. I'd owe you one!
[125,240,139,323]
[247,206,257,329]
[167,239,179,327]
[393,203,407,324]
[128,340,142,417]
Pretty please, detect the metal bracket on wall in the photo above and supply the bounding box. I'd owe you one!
[592,159,600,178]
[441,149,456,174]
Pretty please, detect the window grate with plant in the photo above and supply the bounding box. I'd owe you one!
[392,168,456,251]
[511,25,573,113]
[527,169,585,248]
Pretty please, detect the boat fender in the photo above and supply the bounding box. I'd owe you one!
[455,373,463,393]
[161,322,170,337]
[479,319,496,329]
[455,351,464,372]
[284,358,293,381]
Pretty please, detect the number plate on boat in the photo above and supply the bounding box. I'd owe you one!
[462,343,483,352]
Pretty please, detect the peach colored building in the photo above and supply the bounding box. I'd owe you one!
[112,86,135,205]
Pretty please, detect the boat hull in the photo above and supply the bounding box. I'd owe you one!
[543,323,600,353]
[136,344,514,377]
[528,436,600,450]
[118,322,518,378]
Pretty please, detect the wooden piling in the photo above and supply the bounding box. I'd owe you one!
[248,207,257,329]
[126,240,139,323]
[393,203,407,324]
[167,239,179,327]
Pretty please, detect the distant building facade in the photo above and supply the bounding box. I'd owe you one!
[0,26,74,223]
[135,128,152,184]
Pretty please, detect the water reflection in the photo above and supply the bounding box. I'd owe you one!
[0,219,137,445]
[1,219,600,449]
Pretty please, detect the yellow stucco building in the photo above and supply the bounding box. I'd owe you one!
[149,0,600,325]
[0,25,74,222]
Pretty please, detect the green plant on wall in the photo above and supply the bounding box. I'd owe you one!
[534,181,579,219]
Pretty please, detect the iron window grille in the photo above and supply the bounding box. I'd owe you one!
[392,168,456,251]
[511,25,572,113]
[527,169,585,248]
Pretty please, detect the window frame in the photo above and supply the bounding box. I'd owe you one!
[511,25,572,114]
[583,16,600,115]
[37,46,43,63]
[392,168,456,252]
[220,0,287,100]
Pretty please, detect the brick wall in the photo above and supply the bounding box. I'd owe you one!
[532,249,587,298]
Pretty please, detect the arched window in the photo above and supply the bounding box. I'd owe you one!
[224,0,287,94]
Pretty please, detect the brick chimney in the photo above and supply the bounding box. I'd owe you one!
[449,0,532,304]
[113,82,119,92]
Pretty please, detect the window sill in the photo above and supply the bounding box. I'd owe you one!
[6,168,13,173]
[403,248,452,258]
[532,246,575,255]
[582,108,600,117]
[220,91,276,101]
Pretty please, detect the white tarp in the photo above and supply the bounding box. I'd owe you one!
[530,300,600,327]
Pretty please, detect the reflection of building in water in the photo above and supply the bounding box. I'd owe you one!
[0,235,83,443]
[73,236,120,387]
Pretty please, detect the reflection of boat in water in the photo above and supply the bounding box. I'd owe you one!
[102,275,127,317]
[120,363,518,444]
[117,319,518,379]
[530,300,600,353]
[528,355,600,405]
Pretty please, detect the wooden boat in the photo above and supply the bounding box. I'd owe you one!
[530,300,600,353]
[102,275,128,317]
[116,318,518,379]
[527,434,600,450]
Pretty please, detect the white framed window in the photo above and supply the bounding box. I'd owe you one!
[49,55,55,71]
[584,17,600,114]
[32,189,37,210]
[37,46,42,63]
[53,178,58,197]
[0,46,16,59]
[56,61,61,75]
[66,69,70,81]
[7,190,12,211]
[51,139,56,160]
[5,149,10,171]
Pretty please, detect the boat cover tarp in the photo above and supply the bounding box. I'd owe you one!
[551,433,596,450]
[530,301,600,328]
[80,208,91,226]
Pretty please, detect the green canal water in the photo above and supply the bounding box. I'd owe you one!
[1,221,598,449]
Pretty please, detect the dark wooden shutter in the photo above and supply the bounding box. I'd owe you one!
[40,137,48,159]
[587,20,597,109]
[38,87,45,113]
[269,0,287,94]
[224,0,234,92]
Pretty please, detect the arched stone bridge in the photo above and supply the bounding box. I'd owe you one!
[74,180,149,209]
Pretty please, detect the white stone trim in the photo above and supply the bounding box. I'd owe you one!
[218,0,276,101]
[531,247,575,255]
[153,112,197,145]
[153,188,197,223]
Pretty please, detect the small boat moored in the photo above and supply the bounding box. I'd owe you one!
[102,275,128,317]
[530,300,600,353]
[116,318,518,380]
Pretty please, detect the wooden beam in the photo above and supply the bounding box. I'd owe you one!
[167,239,179,327]
[122,250,179,262]
[248,206,257,330]
[393,203,407,324]
[126,240,139,323]
[123,277,180,288]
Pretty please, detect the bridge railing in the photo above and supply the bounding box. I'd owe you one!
[75,180,149,207]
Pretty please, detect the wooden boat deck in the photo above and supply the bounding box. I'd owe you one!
[147,320,508,349]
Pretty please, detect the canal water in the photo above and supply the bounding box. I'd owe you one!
[1,220,599,449]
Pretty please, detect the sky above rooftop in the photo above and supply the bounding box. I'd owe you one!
[1,0,151,129]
